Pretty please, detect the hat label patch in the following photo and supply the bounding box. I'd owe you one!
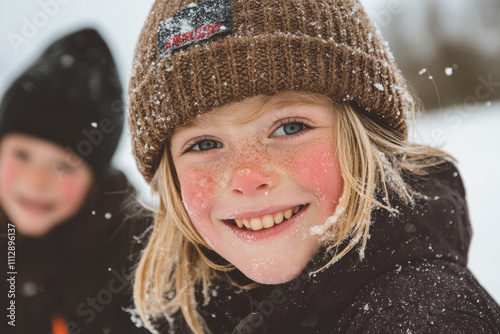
[157,0,232,57]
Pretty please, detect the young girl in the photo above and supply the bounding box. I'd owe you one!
[0,29,150,333]
[128,0,500,333]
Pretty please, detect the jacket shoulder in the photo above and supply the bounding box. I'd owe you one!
[336,260,500,334]
[408,159,467,199]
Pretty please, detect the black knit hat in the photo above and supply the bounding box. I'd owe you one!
[0,28,124,179]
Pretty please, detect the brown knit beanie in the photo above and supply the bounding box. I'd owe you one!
[128,0,413,183]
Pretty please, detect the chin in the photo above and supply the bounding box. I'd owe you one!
[237,259,309,285]
[13,218,55,237]
[17,225,50,237]
[250,273,302,285]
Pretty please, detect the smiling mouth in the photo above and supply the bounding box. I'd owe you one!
[224,204,307,231]
[17,196,55,213]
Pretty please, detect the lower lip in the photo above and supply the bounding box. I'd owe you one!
[222,204,310,241]
[17,198,53,214]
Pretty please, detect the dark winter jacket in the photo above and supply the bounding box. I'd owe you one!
[162,161,500,334]
[0,170,152,334]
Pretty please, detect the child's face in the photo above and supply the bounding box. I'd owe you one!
[0,133,93,237]
[171,94,344,284]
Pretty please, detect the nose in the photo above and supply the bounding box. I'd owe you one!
[25,166,50,190]
[229,168,278,196]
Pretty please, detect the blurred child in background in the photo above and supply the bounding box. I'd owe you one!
[0,28,150,333]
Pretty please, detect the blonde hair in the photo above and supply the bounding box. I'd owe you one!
[133,92,452,333]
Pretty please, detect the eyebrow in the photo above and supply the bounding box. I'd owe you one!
[181,95,329,131]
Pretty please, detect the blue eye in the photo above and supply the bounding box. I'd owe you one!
[272,122,307,137]
[192,139,223,151]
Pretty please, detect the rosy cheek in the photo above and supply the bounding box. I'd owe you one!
[178,167,218,224]
[56,176,89,216]
[1,157,22,181]
[284,141,343,217]
[0,157,21,201]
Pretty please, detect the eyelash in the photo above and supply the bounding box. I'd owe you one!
[270,118,314,139]
[182,118,314,154]
[182,137,219,155]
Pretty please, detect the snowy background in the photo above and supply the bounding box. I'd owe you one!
[0,0,499,304]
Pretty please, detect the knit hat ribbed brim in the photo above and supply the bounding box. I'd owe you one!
[128,0,414,183]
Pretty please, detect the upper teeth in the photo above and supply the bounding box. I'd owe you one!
[233,205,302,231]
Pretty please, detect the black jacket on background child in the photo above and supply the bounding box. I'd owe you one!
[163,162,500,334]
[1,170,151,334]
